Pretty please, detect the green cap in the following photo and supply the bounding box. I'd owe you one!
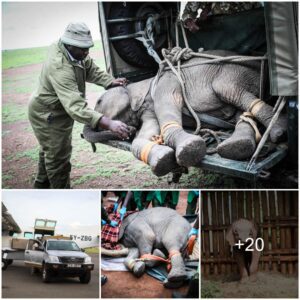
[61,22,94,48]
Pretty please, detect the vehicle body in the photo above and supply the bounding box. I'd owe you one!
[24,238,94,283]
[97,2,298,185]
[2,215,97,282]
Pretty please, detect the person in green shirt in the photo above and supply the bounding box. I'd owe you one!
[29,22,130,188]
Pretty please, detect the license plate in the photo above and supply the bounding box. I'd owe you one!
[67,264,81,268]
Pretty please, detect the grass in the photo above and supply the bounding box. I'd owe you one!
[2,40,103,70]
[2,103,28,124]
[201,280,223,298]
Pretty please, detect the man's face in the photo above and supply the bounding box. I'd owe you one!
[67,45,89,61]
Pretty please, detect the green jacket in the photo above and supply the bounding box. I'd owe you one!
[29,40,114,129]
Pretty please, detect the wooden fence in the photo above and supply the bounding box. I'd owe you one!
[201,191,298,276]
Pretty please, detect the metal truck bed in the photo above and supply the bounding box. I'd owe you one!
[98,140,288,181]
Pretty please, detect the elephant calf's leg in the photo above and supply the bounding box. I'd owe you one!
[154,74,206,167]
[212,80,287,143]
[124,248,145,278]
[217,113,257,160]
[132,110,178,176]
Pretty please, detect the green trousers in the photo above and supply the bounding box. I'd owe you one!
[29,99,73,189]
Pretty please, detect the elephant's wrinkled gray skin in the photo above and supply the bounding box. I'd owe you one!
[226,218,260,281]
[118,207,191,286]
[83,50,287,177]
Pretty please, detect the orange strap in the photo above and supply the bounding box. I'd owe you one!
[161,121,182,137]
[187,235,197,255]
[139,250,181,273]
[140,254,170,264]
[140,142,157,164]
[140,121,181,164]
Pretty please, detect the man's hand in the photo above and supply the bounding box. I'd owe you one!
[110,78,128,87]
[99,116,130,140]
[184,18,199,33]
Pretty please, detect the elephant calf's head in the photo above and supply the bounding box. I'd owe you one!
[95,86,140,128]
[226,218,258,246]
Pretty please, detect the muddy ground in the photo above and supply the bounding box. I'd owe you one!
[202,272,298,298]
[101,191,199,298]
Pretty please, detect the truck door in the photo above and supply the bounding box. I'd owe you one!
[24,239,44,268]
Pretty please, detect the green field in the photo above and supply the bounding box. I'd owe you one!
[2,40,102,70]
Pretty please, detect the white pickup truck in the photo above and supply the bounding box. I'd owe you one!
[24,238,94,283]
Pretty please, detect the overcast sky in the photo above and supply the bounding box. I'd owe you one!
[2,2,100,50]
[2,190,100,233]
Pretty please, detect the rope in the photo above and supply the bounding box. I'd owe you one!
[237,112,262,143]
[156,47,267,136]
[247,96,286,171]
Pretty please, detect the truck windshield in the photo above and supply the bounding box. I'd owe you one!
[47,241,80,251]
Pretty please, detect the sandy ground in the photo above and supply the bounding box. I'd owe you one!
[202,272,298,298]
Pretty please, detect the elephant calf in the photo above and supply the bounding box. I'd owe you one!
[226,218,261,281]
[83,50,287,177]
[118,207,191,286]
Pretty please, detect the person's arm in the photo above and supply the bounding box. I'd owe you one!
[85,58,128,88]
[49,68,129,138]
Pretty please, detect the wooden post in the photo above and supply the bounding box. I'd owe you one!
[261,191,269,272]
[223,192,231,274]
[269,191,278,272]
[211,193,219,275]
[245,191,253,219]
[202,192,210,276]
[216,192,226,275]
[277,191,287,274]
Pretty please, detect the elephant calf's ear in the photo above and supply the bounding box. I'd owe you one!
[225,225,235,246]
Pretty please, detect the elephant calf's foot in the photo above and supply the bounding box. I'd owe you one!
[167,254,187,282]
[133,261,145,278]
[217,122,256,160]
[164,128,206,167]
[147,145,178,177]
[132,140,178,176]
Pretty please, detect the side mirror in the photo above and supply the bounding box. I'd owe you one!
[81,248,85,252]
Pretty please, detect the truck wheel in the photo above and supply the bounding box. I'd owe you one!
[79,271,91,284]
[2,259,8,271]
[108,2,167,68]
[42,265,51,283]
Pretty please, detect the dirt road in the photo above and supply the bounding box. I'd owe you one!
[2,253,99,298]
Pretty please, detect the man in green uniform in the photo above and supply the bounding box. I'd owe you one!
[182,2,262,32]
[29,22,130,188]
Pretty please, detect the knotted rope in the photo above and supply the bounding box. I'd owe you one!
[152,46,267,138]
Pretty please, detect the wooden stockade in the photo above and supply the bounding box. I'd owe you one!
[201,191,298,277]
